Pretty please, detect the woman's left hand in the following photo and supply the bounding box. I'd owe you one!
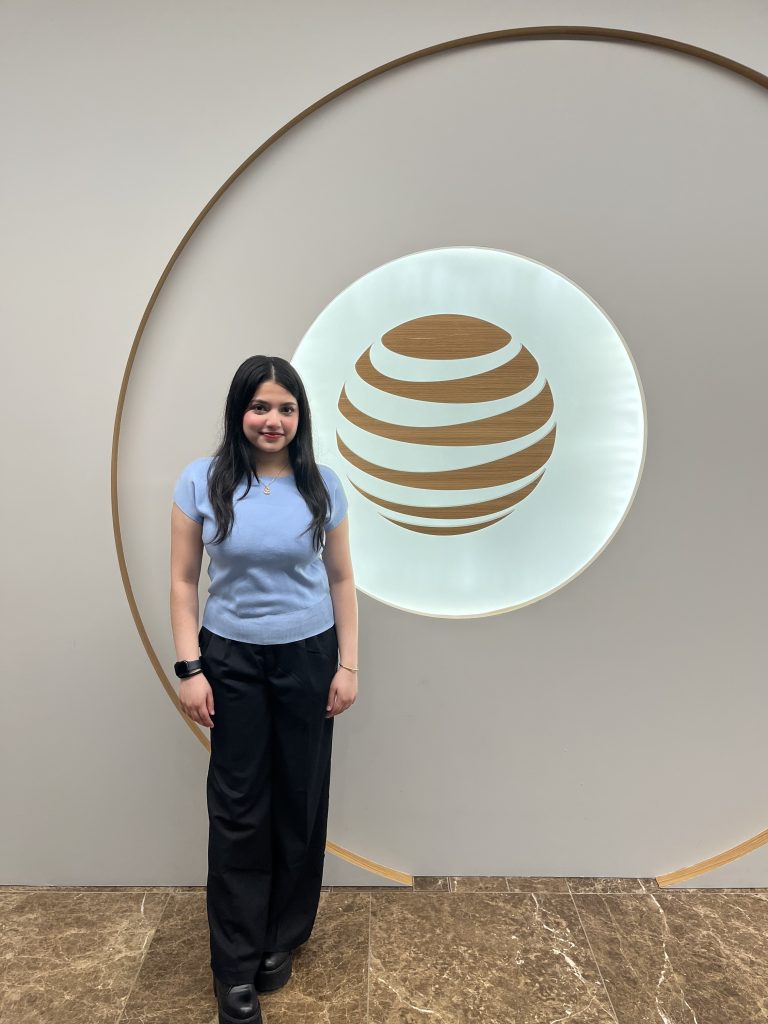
[326,668,358,718]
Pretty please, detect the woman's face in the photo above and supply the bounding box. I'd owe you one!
[242,380,300,461]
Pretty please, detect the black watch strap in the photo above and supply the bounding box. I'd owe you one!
[174,658,202,679]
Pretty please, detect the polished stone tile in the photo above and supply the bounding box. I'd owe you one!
[574,890,768,1023]
[412,876,450,891]
[6,881,768,1024]
[451,876,571,893]
[119,892,212,1023]
[449,875,508,892]
[121,889,370,1023]
[369,891,615,1023]
[506,877,570,893]
[326,884,411,892]
[0,885,205,892]
[0,889,168,1024]
[567,877,659,894]
[663,885,768,894]
[258,891,370,1023]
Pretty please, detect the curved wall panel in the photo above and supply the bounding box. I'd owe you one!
[117,31,768,885]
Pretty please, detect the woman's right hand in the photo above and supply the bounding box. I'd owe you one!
[178,672,215,728]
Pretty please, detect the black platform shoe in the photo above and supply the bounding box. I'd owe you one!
[254,950,292,992]
[212,974,263,1024]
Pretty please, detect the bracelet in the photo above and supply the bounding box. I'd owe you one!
[338,661,358,673]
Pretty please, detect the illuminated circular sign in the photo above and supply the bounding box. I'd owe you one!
[294,246,645,617]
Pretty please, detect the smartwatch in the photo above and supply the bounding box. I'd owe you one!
[174,659,203,679]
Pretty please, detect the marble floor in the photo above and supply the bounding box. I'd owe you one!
[1,877,767,1022]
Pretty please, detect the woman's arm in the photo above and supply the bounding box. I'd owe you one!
[322,515,358,669]
[170,504,204,661]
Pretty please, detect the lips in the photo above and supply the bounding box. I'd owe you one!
[261,432,282,438]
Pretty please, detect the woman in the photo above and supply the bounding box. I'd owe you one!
[170,355,358,1024]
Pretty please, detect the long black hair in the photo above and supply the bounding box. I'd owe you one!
[206,355,331,551]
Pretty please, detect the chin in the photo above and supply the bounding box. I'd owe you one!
[256,437,290,450]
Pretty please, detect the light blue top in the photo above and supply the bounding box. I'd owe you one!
[173,456,348,644]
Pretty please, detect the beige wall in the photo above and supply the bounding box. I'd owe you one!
[3,0,768,887]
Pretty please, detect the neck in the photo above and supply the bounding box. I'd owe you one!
[252,455,293,478]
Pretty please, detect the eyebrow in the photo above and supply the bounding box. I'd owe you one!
[249,400,296,406]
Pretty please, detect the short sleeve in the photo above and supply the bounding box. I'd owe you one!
[323,466,348,531]
[172,461,204,524]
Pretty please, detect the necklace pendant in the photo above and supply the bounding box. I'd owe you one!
[263,484,270,495]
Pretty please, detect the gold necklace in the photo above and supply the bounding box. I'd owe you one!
[260,462,290,495]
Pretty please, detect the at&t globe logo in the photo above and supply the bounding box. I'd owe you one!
[338,313,555,535]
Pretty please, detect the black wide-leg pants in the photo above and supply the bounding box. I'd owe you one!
[198,622,338,986]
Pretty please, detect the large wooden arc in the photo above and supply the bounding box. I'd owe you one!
[111,26,768,888]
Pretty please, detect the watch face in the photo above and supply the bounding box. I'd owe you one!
[174,660,188,677]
